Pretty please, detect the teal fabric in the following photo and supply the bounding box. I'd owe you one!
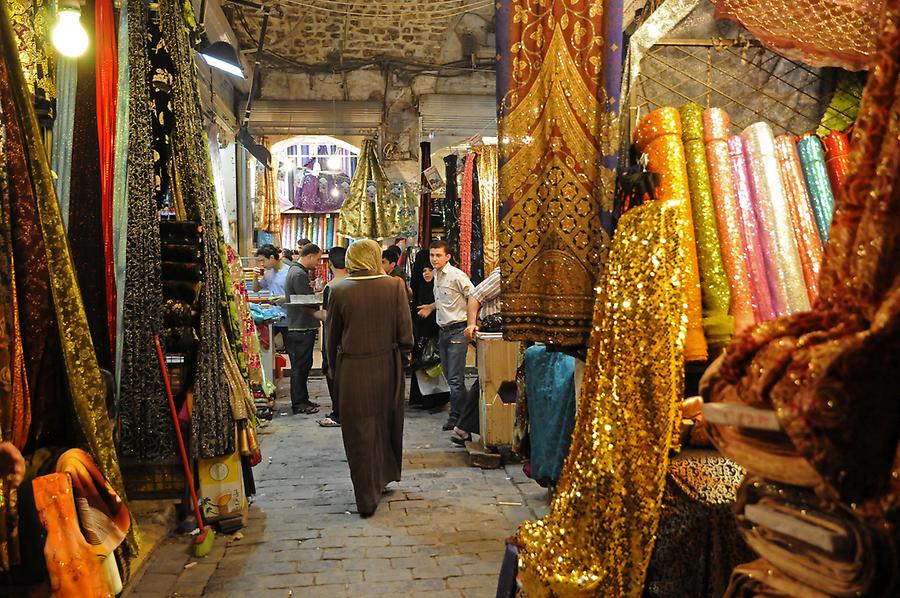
[525,345,577,485]
[50,57,77,231]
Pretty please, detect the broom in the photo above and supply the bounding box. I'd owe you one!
[154,335,216,557]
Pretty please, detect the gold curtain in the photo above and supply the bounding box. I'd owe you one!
[474,144,500,273]
[254,137,280,238]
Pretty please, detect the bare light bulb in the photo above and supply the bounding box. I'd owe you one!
[52,9,89,58]
[326,155,341,171]
[330,186,340,198]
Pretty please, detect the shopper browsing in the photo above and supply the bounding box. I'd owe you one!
[382,247,412,300]
[284,243,324,415]
[315,246,348,428]
[418,240,474,431]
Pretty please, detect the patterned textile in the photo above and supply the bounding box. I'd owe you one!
[517,198,688,597]
[7,0,54,99]
[474,144,500,273]
[497,0,623,346]
[709,0,887,71]
[443,154,461,259]
[255,138,280,237]
[468,159,484,285]
[159,0,234,458]
[118,0,172,461]
[337,139,402,240]
[459,153,474,278]
[0,0,134,558]
[226,245,263,388]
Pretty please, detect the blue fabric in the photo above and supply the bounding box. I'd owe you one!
[51,57,77,230]
[250,302,285,324]
[525,345,576,485]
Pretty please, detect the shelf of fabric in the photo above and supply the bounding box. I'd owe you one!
[280,212,347,250]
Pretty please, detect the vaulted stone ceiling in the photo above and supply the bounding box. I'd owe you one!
[224,0,495,70]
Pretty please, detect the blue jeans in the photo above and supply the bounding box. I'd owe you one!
[438,325,468,421]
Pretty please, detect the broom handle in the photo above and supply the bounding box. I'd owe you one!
[154,335,205,528]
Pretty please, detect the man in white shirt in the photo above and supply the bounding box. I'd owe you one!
[417,240,474,431]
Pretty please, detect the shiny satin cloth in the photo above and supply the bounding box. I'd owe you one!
[518,199,688,598]
[475,144,500,273]
[823,131,851,200]
[50,57,77,230]
[633,107,707,361]
[255,142,281,237]
[725,559,828,598]
[703,3,900,521]
[734,477,899,597]
[709,0,887,70]
[797,135,835,242]
[729,136,777,322]
[338,139,402,240]
[0,0,131,532]
[680,103,733,349]
[740,122,810,316]
[459,153,474,278]
[497,0,623,347]
[775,135,823,303]
[703,109,756,333]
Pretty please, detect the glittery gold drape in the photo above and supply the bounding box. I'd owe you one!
[254,137,280,239]
[338,139,401,240]
[633,107,708,362]
[474,145,500,273]
[517,198,689,598]
[497,0,623,347]
[0,0,134,552]
[7,0,55,98]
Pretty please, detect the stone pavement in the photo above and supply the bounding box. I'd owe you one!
[126,376,549,598]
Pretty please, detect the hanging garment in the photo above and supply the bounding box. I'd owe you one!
[497,0,623,347]
[337,139,401,240]
[517,198,689,598]
[226,245,263,388]
[419,141,433,243]
[475,144,500,273]
[0,0,133,555]
[680,103,733,350]
[633,107,708,361]
[704,3,900,520]
[523,346,576,487]
[50,57,76,229]
[68,0,111,369]
[702,108,756,333]
[468,159,484,285]
[118,0,172,461]
[159,0,234,458]
[708,0,887,70]
[6,0,55,99]
[443,154,461,259]
[459,153,474,278]
[112,0,130,403]
[254,141,280,239]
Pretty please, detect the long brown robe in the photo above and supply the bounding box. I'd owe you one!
[326,274,414,515]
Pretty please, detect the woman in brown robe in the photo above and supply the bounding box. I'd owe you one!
[326,239,414,516]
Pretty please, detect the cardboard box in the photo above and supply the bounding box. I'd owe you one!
[476,333,520,447]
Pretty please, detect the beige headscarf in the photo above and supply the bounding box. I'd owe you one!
[345,239,384,276]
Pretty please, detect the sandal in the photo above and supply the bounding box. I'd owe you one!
[450,433,471,446]
[317,417,340,427]
[294,404,319,415]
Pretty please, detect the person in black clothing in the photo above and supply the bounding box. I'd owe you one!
[315,246,347,427]
[408,249,450,411]
[284,243,323,414]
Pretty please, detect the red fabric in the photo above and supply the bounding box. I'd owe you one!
[459,153,475,277]
[95,0,117,360]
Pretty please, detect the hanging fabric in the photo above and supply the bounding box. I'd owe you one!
[50,58,76,229]
[469,158,484,285]
[474,144,500,273]
[159,0,234,458]
[419,141,433,243]
[112,0,130,407]
[517,198,689,597]
[442,154,461,258]
[497,0,624,346]
[459,153,474,277]
[337,139,401,240]
[118,0,172,461]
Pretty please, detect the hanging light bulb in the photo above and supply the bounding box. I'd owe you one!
[326,154,342,171]
[52,1,89,58]
[330,185,340,198]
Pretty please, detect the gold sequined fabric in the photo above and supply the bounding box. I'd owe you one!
[680,103,733,350]
[710,0,887,71]
[517,198,688,598]
[633,107,708,362]
[474,145,500,273]
[159,0,234,458]
[7,0,54,98]
[498,0,622,347]
[0,0,134,555]
[338,139,402,240]
[254,137,280,237]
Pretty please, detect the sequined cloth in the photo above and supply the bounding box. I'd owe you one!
[459,153,474,278]
[255,137,280,237]
[338,139,402,240]
[118,0,172,461]
[775,135,823,303]
[497,0,623,347]
[633,107,707,361]
[823,131,851,202]
[740,122,810,316]
[703,108,756,333]
[474,145,500,273]
[797,135,836,243]
[709,0,887,70]
[517,198,688,597]
[680,102,733,349]
[159,0,234,458]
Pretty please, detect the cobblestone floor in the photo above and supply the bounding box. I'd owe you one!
[126,376,549,597]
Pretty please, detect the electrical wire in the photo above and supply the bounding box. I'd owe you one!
[255,0,494,19]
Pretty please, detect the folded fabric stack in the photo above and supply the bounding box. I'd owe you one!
[702,7,900,595]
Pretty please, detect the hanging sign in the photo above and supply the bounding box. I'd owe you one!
[423,166,444,191]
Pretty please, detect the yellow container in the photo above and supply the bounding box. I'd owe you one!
[476,333,519,447]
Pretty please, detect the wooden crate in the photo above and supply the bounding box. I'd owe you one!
[476,333,519,447]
